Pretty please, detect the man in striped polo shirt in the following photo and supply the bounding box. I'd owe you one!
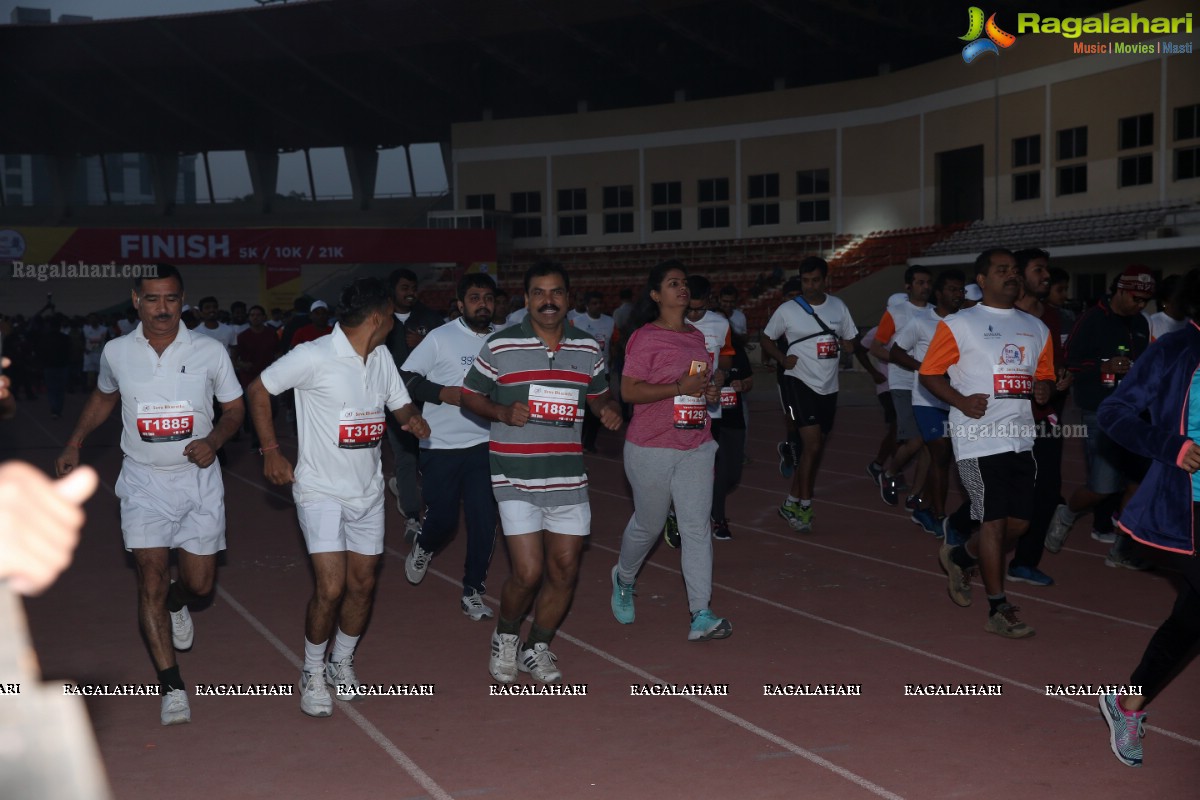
[462,262,622,685]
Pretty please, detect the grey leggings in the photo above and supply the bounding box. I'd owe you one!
[617,438,718,614]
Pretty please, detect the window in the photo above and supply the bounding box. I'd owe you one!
[558,215,587,236]
[512,217,542,238]
[1119,154,1153,187]
[465,193,494,210]
[1013,172,1040,201]
[748,173,779,227]
[652,209,682,231]
[604,212,634,234]
[1057,164,1087,195]
[1175,104,1200,141]
[3,154,21,170]
[1176,147,1200,181]
[556,188,586,236]
[1013,135,1040,168]
[698,206,730,229]
[1119,114,1154,150]
[1058,126,1088,160]
[697,178,729,204]
[557,188,585,212]
[651,181,681,206]
[603,185,633,209]
[747,173,779,199]
[795,168,831,223]
[511,191,541,214]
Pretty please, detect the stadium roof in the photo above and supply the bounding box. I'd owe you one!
[0,0,1128,156]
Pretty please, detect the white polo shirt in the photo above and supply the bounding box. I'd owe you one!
[571,312,616,371]
[893,307,953,410]
[874,299,928,392]
[259,324,413,511]
[401,317,492,451]
[98,322,242,471]
[763,294,857,396]
[194,322,238,354]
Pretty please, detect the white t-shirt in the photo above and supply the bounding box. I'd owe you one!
[194,322,238,354]
[859,326,890,395]
[919,304,1055,461]
[687,310,733,419]
[874,299,928,392]
[116,319,136,336]
[259,325,412,511]
[98,322,242,470]
[572,313,616,371]
[763,294,857,396]
[893,307,952,410]
[231,322,250,336]
[1148,311,1187,341]
[401,318,492,450]
[567,309,587,323]
[728,308,748,336]
[505,308,528,328]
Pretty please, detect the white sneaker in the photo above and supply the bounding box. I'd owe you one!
[461,590,494,621]
[160,688,191,726]
[299,670,333,717]
[324,654,362,701]
[518,642,563,685]
[489,631,519,684]
[405,542,433,585]
[169,594,194,650]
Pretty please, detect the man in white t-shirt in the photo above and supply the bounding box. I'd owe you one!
[920,248,1056,639]
[854,325,896,492]
[400,273,498,621]
[718,285,749,346]
[81,313,109,390]
[55,264,245,726]
[869,266,933,510]
[193,296,239,359]
[890,269,966,539]
[248,278,430,718]
[760,257,858,532]
[572,291,617,453]
[1147,273,1188,341]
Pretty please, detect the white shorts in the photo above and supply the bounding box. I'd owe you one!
[296,498,385,556]
[115,457,226,555]
[497,500,591,537]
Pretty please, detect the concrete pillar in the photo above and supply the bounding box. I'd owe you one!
[244,150,279,213]
[343,145,378,210]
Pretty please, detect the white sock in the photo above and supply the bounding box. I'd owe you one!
[799,498,812,508]
[786,495,800,505]
[331,629,360,662]
[303,638,327,674]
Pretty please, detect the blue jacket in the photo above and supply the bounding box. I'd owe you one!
[1097,321,1200,555]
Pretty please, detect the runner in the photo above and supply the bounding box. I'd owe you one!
[55,264,245,725]
[460,262,621,685]
[400,273,499,621]
[759,257,858,532]
[247,277,430,717]
[610,260,732,640]
[919,248,1056,638]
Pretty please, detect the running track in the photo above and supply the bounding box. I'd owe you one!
[10,373,1199,799]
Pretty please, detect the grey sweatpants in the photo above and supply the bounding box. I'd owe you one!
[617,439,718,614]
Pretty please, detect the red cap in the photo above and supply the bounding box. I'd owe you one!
[1116,266,1154,295]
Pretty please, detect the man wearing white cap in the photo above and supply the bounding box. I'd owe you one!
[288,300,333,348]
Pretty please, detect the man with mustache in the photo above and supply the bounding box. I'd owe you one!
[461,262,622,684]
[920,248,1057,638]
[384,269,445,540]
[55,264,245,725]
[399,273,499,621]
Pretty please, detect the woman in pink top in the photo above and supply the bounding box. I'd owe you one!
[609,260,732,641]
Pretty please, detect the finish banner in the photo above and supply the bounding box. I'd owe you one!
[0,226,496,267]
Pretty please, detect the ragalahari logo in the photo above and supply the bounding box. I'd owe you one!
[960,7,1016,63]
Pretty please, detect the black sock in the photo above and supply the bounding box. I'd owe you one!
[950,545,978,569]
[158,666,185,692]
[166,582,202,613]
[525,624,555,650]
[988,594,1007,615]
[497,616,522,637]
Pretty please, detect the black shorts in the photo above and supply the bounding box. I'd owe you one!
[877,391,896,425]
[957,451,1037,523]
[781,376,837,434]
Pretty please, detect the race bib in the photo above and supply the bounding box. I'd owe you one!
[816,338,839,360]
[992,365,1033,400]
[136,401,194,443]
[719,386,738,409]
[527,384,581,427]
[338,408,386,449]
[673,393,707,429]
